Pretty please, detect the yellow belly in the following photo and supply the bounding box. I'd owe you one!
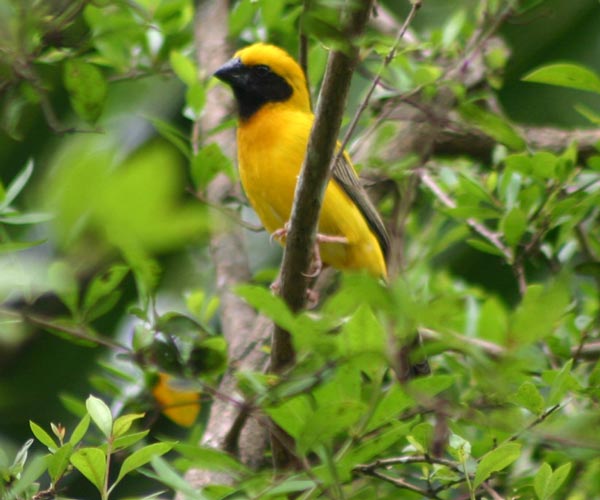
[237,104,386,278]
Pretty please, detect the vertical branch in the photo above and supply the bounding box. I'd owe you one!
[270,0,375,468]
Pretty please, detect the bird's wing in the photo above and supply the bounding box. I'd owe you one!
[331,151,390,260]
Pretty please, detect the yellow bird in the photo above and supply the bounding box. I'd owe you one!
[214,43,389,278]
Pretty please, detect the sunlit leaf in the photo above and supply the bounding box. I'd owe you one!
[70,447,107,493]
[86,395,113,438]
[523,63,600,94]
[474,442,521,488]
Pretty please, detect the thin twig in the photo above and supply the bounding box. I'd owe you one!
[335,0,422,165]
[187,187,264,232]
[359,468,443,499]
[418,167,513,262]
[1,307,130,352]
[507,403,562,444]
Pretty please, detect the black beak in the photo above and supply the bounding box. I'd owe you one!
[213,57,247,87]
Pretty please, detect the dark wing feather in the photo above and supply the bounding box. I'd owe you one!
[331,151,390,260]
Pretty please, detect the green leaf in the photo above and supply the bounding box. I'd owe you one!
[575,103,600,125]
[235,284,296,332]
[474,442,521,488]
[86,395,113,438]
[0,212,53,224]
[366,385,414,432]
[466,238,506,257]
[6,454,47,499]
[266,395,312,440]
[523,63,600,94]
[47,443,73,483]
[510,279,570,346]
[0,160,33,210]
[82,265,129,316]
[228,0,257,36]
[169,50,197,86]
[191,142,235,190]
[185,82,206,116]
[459,102,526,150]
[501,207,527,247]
[48,261,79,315]
[337,420,414,481]
[111,430,149,451]
[29,421,57,451]
[149,455,206,500]
[69,414,91,446]
[115,442,174,486]
[535,462,571,500]
[547,359,576,405]
[531,151,558,179]
[11,438,34,475]
[338,304,386,377]
[510,381,544,415]
[70,447,107,493]
[478,297,508,345]
[175,444,249,474]
[265,479,316,497]
[63,59,108,123]
[534,462,552,500]
[112,413,145,438]
[0,239,46,254]
[146,116,191,158]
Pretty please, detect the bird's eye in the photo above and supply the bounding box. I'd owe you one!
[254,64,271,75]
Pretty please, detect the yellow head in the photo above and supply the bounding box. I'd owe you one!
[214,43,311,119]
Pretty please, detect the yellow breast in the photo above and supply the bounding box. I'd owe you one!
[237,104,386,278]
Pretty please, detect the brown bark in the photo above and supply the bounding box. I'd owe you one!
[181,0,269,492]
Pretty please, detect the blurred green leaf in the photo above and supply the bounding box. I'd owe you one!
[111,430,149,452]
[149,455,206,500]
[63,60,108,123]
[191,142,235,190]
[82,265,129,318]
[186,82,206,116]
[0,212,52,224]
[114,442,174,486]
[510,280,570,346]
[474,442,521,488]
[535,462,571,500]
[0,160,33,211]
[47,443,73,483]
[170,50,197,86]
[459,103,526,150]
[510,381,544,415]
[501,207,527,247]
[523,63,600,94]
[175,444,249,474]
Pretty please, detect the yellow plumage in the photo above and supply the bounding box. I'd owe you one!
[215,43,388,278]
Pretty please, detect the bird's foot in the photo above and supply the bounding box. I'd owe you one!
[270,222,291,245]
[303,234,348,278]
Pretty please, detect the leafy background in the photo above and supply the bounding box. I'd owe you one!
[1,0,600,499]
